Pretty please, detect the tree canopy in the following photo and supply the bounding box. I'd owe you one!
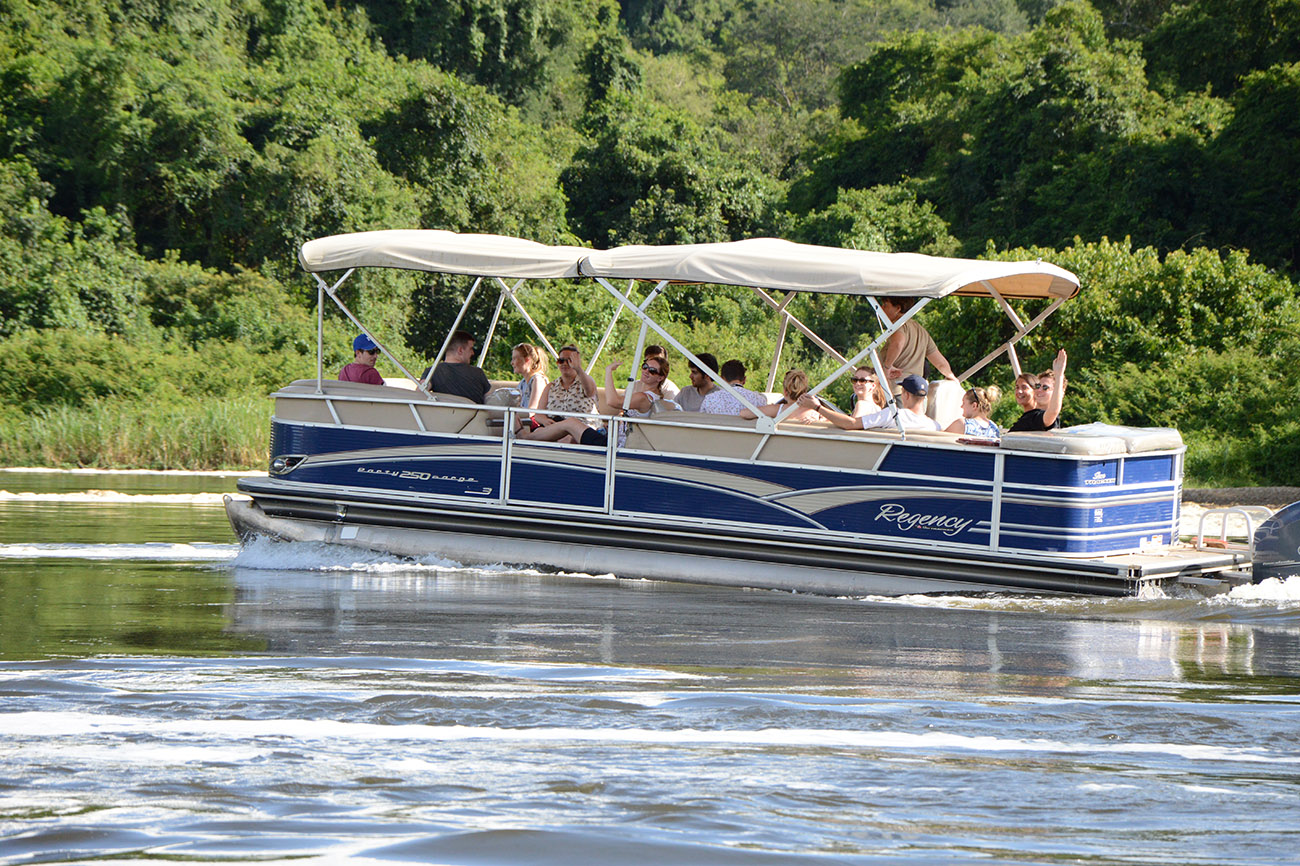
[3,0,1299,479]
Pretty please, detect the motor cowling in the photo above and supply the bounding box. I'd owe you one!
[1252,500,1300,582]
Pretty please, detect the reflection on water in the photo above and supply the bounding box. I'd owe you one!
[2,471,1300,864]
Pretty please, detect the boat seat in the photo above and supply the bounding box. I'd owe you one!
[273,379,490,435]
[622,412,963,467]
[1002,423,1182,456]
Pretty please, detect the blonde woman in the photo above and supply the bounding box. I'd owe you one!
[849,366,889,418]
[945,386,1001,440]
[742,369,821,424]
[512,343,548,412]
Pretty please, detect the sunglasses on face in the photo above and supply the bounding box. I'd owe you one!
[558,358,574,365]
[850,377,874,384]
[1033,383,1051,391]
[641,364,664,375]
[365,348,380,355]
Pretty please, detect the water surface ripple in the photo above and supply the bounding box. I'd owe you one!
[1,471,1299,864]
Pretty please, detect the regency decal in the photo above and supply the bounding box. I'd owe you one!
[874,503,975,537]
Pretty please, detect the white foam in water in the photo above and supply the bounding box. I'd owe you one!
[230,535,618,582]
[0,542,239,561]
[2,711,1295,765]
[1228,575,1300,602]
[232,535,479,574]
[0,490,237,505]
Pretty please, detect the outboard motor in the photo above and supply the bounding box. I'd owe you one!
[1252,500,1300,582]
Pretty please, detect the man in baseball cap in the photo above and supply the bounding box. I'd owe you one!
[899,374,929,397]
[340,333,383,384]
[798,372,940,431]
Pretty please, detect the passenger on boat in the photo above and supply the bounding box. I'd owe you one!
[674,352,719,412]
[520,344,598,442]
[339,333,384,385]
[639,345,681,401]
[426,330,491,403]
[880,297,959,388]
[510,343,549,433]
[700,360,768,415]
[800,374,941,431]
[741,369,822,424]
[944,386,1001,440]
[1009,349,1067,432]
[529,357,669,447]
[850,366,889,418]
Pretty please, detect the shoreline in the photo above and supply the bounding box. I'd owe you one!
[1182,487,1300,507]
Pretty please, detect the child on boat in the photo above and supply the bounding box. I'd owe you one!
[945,386,1001,440]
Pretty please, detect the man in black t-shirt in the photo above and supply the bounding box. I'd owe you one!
[424,330,491,403]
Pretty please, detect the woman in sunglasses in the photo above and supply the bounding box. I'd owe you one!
[519,345,597,440]
[528,357,671,447]
[1009,349,1068,432]
[849,367,889,419]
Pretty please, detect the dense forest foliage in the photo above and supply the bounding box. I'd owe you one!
[1,0,1298,482]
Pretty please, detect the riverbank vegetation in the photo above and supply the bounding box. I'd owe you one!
[2,0,1298,481]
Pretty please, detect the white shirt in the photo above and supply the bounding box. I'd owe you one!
[858,406,941,431]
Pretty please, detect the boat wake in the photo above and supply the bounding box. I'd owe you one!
[853,575,1300,620]
[230,535,617,581]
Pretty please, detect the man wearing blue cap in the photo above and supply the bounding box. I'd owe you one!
[798,373,941,431]
[339,333,384,385]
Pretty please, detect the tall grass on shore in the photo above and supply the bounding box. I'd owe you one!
[0,395,268,471]
[0,390,1281,487]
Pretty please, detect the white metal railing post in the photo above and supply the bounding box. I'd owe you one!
[990,451,1004,549]
[494,277,560,360]
[423,276,483,390]
[500,406,514,505]
[315,278,324,393]
[768,315,790,394]
[592,277,774,419]
[957,294,1065,382]
[587,279,635,373]
[317,269,424,389]
[481,285,509,369]
[752,288,849,366]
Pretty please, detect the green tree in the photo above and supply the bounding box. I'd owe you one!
[1144,0,1300,97]
[561,93,780,246]
[1205,62,1300,272]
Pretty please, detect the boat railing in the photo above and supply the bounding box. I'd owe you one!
[274,381,1187,471]
[1194,506,1273,554]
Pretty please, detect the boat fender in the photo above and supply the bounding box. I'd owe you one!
[1251,500,1300,583]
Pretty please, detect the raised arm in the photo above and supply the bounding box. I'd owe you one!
[574,351,597,397]
[1042,349,1068,427]
[603,362,624,408]
[606,361,654,414]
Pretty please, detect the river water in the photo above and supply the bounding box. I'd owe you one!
[2,469,1300,865]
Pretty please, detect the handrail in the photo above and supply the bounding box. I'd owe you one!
[1195,505,1274,553]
